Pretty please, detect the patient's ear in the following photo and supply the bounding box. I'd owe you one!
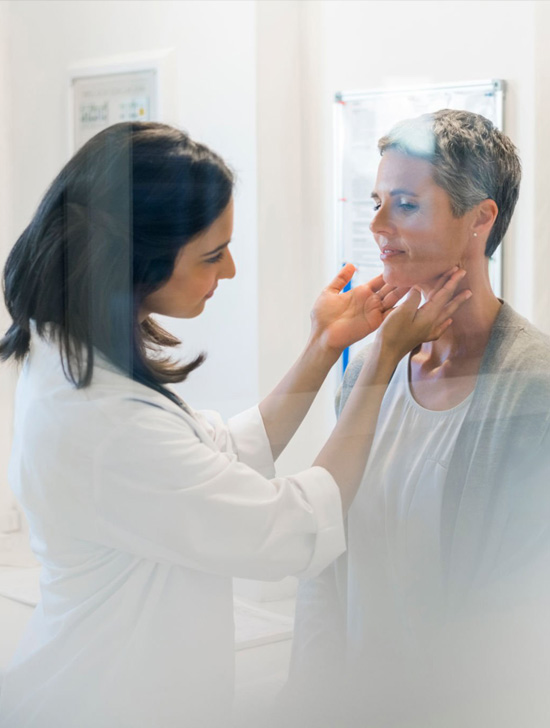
[471,199,499,239]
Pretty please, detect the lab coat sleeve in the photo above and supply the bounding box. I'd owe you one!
[190,406,276,478]
[91,400,345,580]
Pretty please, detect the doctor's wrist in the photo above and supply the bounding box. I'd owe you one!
[305,331,343,370]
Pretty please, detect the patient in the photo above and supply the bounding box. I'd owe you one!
[285,110,550,727]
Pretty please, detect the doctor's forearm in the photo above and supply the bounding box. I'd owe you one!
[258,335,340,461]
[313,341,399,513]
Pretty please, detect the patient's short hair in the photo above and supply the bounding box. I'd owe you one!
[378,109,521,257]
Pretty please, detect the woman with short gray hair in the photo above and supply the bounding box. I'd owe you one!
[287,109,550,728]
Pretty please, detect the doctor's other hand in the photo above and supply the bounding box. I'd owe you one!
[376,267,471,359]
[310,263,409,354]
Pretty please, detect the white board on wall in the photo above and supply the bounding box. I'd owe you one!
[334,79,505,369]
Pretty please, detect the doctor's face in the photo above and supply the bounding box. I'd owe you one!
[370,150,472,289]
[140,199,236,320]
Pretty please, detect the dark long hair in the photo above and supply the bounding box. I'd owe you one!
[0,122,234,402]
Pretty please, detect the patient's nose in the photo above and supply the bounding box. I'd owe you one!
[370,203,394,236]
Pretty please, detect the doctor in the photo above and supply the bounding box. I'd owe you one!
[0,121,468,728]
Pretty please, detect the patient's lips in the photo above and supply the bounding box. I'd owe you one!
[380,245,405,261]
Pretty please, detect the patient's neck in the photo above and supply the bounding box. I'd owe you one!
[420,263,501,364]
[408,264,501,410]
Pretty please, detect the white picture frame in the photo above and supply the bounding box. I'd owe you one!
[68,49,177,154]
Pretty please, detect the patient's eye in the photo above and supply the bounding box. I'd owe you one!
[397,198,418,212]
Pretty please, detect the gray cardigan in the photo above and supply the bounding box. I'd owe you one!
[338,301,550,612]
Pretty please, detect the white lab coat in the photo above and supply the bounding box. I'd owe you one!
[0,331,345,728]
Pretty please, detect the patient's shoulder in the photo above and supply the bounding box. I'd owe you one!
[478,304,550,427]
[345,344,372,380]
[495,302,550,378]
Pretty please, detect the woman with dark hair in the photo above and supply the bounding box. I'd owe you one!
[0,121,467,728]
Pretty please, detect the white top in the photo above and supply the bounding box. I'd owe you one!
[290,352,473,704]
[0,331,345,728]
[347,353,472,664]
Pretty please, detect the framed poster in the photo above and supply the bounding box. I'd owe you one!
[68,50,176,153]
[72,70,157,150]
[334,80,505,370]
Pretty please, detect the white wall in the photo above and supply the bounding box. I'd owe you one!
[533,0,550,334]
[0,0,11,474]
[255,0,335,482]
[0,0,28,562]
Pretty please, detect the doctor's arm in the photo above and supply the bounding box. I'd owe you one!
[259,264,407,461]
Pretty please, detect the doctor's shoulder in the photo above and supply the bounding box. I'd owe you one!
[85,362,197,431]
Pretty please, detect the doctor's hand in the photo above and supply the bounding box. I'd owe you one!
[310,264,408,354]
[375,267,471,359]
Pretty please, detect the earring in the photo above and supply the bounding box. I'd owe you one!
[473,232,478,237]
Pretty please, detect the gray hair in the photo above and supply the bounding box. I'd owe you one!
[378,109,521,257]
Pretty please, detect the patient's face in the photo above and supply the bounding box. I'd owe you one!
[370,150,471,288]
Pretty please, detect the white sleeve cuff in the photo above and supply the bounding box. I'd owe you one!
[228,406,276,478]
[290,466,346,579]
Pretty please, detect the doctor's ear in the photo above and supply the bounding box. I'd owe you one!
[471,199,499,240]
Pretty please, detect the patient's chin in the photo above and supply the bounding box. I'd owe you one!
[383,262,450,290]
[382,266,415,289]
